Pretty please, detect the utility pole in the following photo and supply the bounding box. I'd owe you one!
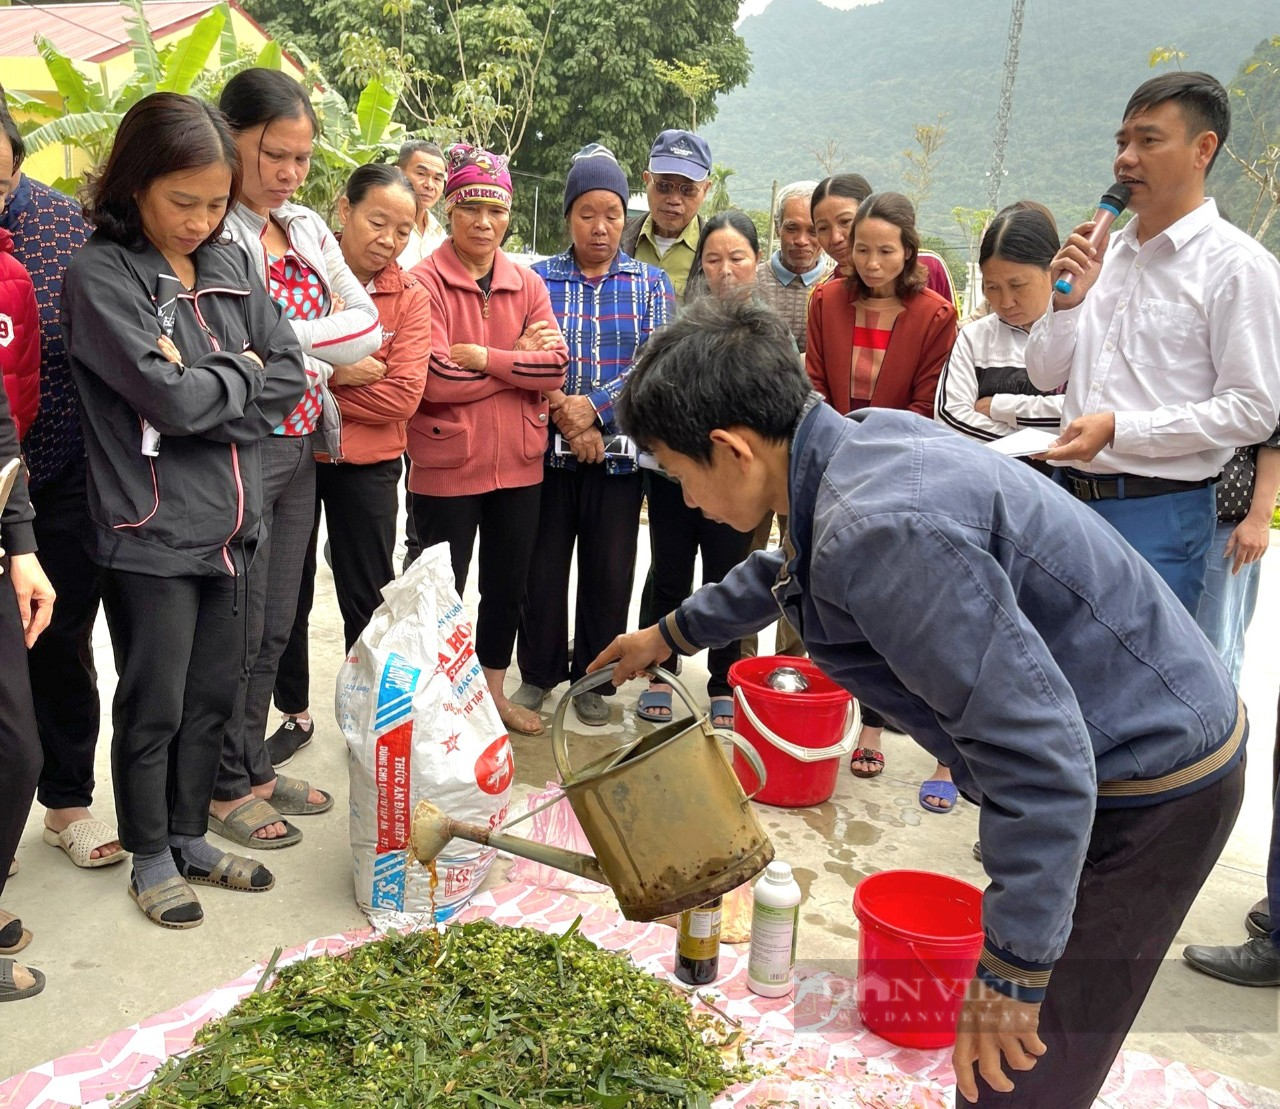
[985,0,1025,212]
[766,179,779,259]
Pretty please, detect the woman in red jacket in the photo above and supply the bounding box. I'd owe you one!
[0,121,38,441]
[408,146,568,736]
[272,164,431,743]
[805,191,958,793]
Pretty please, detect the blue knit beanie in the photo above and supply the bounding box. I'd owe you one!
[563,143,630,216]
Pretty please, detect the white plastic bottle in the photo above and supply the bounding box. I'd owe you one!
[747,860,802,997]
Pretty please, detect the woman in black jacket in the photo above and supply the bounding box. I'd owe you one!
[61,93,306,928]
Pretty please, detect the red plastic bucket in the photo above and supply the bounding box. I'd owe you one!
[728,656,858,807]
[852,870,985,1048]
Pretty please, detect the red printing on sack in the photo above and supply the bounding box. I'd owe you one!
[376,720,413,851]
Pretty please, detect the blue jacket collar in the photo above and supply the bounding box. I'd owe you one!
[785,395,848,590]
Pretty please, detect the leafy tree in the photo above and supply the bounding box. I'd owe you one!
[902,115,947,209]
[650,59,722,131]
[950,206,994,315]
[240,0,750,240]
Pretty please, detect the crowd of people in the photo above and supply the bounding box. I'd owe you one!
[0,62,1279,1109]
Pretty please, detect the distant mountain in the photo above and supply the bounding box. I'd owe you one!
[705,0,1278,249]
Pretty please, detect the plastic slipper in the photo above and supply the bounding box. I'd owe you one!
[207,797,303,850]
[0,910,31,956]
[849,747,885,779]
[709,697,734,729]
[636,685,673,723]
[42,819,128,869]
[511,682,550,711]
[499,700,545,736]
[572,691,610,727]
[268,775,334,816]
[918,779,959,814]
[129,875,203,929]
[0,959,46,1002]
[173,849,274,893]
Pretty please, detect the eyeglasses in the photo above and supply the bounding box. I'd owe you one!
[651,180,703,198]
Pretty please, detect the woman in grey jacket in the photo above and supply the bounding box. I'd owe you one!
[61,93,307,927]
[211,69,382,850]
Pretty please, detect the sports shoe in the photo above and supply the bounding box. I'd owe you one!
[266,716,314,768]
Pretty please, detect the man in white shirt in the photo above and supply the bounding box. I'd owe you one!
[1027,71,1280,612]
[396,140,448,270]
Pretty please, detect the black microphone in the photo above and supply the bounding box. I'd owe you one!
[1054,183,1132,295]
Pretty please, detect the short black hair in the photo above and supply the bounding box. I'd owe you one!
[617,297,810,464]
[980,203,1059,270]
[0,92,24,173]
[83,92,240,246]
[344,162,415,205]
[219,67,318,136]
[398,139,445,168]
[1123,71,1230,175]
[811,173,872,217]
[686,208,761,300]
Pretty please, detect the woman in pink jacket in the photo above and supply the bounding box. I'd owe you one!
[408,147,568,736]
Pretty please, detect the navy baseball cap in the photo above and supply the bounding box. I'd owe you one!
[647,129,712,181]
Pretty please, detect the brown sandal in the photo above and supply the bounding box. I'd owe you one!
[849,747,885,779]
[129,875,203,929]
[268,774,334,816]
[0,909,31,955]
[175,850,275,893]
[207,797,302,849]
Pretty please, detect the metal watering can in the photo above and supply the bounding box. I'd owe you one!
[410,668,775,921]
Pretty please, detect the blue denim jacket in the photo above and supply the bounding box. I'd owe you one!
[661,401,1243,1000]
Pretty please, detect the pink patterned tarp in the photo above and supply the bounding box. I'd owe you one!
[1,882,1274,1109]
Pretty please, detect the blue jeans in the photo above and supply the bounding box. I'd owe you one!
[1194,520,1262,685]
[1085,485,1216,614]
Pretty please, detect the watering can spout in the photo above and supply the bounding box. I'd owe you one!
[410,799,609,887]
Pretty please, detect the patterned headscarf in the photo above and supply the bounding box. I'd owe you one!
[443,144,513,214]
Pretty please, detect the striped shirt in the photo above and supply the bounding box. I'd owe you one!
[531,249,675,474]
[850,297,904,407]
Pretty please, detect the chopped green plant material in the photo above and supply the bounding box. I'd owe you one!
[126,917,750,1108]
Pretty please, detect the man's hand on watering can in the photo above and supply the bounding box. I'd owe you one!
[953,980,1046,1103]
[587,625,673,685]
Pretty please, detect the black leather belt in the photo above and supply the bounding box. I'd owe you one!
[1064,470,1216,502]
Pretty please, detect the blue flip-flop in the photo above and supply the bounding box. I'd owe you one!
[919,779,959,814]
[636,685,673,723]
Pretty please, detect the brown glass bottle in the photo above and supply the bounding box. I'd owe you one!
[674,895,723,985]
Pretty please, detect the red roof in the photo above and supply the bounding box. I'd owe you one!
[0,0,299,70]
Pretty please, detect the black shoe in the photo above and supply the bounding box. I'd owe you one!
[971,840,982,863]
[266,716,313,768]
[1183,936,1280,987]
[1246,897,1273,940]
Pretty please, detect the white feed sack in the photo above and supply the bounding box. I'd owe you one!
[338,544,514,921]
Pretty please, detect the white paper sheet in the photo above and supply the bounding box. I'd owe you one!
[985,428,1059,457]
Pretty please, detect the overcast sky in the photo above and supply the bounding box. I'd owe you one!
[738,0,880,20]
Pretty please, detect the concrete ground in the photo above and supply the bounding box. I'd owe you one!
[2,521,1279,1100]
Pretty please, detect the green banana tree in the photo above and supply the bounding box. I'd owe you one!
[3,0,265,192]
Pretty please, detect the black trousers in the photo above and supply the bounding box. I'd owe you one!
[412,484,541,671]
[517,466,643,690]
[217,437,313,799]
[101,569,244,855]
[27,459,102,809]
[0,566,42,899]
[275,457,401,712]
[972,758,1246,1108]
[639,474,752,699]
[401,450,420,569]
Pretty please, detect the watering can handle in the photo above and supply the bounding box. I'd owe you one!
[724,730,768,801]
[732,686,861,763]
[551,666,703,783]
